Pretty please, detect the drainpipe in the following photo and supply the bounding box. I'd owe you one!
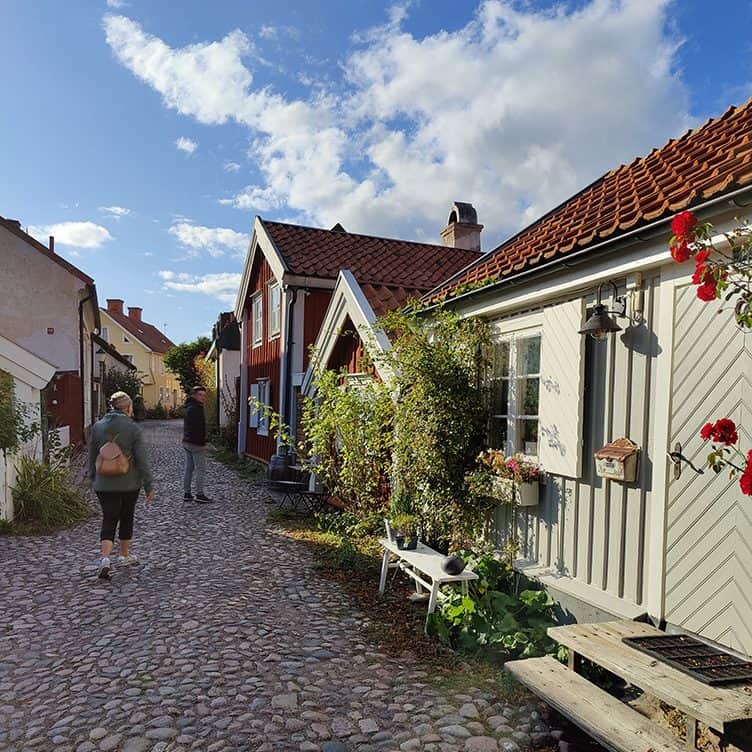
[280,287,298,452]
[78,292,94,444]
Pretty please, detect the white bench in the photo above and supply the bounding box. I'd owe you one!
[378,538,478,634]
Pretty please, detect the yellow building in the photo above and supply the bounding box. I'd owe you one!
[99,299,181,410]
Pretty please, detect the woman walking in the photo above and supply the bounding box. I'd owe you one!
[87,391,155,579]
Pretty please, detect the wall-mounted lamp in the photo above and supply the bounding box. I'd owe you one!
[579,281,627,342]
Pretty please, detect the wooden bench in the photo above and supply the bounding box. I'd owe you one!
[507,656,687,752]
[378,538,478,635]
[549,620,752,747]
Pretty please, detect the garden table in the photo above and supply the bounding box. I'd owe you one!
[378,538,478,635]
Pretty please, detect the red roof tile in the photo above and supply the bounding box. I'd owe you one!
[262,221,482,290]
[428,100,752,302]
[359,284,426,318]
[105,310,175,354]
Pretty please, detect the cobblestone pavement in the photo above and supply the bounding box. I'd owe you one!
[0,421,556,752]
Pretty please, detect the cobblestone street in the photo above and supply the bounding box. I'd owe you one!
[0,421,553,752]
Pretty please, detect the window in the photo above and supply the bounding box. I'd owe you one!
[268,282,281,339]
[252,293,263,346]
[123,334,130,343]
[159,387,164,402]
[488,333,541,456]
[124,354,134,364]
[101,326,109,342]
[250,380,271,436]
[160,359,165,375]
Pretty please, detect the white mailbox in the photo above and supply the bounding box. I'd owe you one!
[594,438,640,483]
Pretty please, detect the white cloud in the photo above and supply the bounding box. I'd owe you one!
[175,136,198,154]
[28,221,113,249]
[99,205,131,219]
[168,221,247,257]
[158,270,242,304]
[106,0,126,7]
[223,161,242,172]
[104,2,690,247]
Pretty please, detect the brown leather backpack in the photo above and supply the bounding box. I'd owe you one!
[95,434,130,477]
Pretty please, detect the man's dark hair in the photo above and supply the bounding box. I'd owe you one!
[191,386,207,395]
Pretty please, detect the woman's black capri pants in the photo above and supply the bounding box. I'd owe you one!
[96,491,139,541]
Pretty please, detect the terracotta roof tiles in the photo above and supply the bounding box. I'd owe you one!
[105,310,175,354]
[429,100,752,301]
[262,220,482,290]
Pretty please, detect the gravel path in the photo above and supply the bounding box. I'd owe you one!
[0,421,555,752]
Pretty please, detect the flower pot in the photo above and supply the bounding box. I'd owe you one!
[517,480,540,507]
[396,535,405,550]
[405,535,418,551]
[442,555,466,575]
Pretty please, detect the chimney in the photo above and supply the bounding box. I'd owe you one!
[440,202,483,253]
[128,307,143,323]
[107,299,124,315]
[49,236,55,254]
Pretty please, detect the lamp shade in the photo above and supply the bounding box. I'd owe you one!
[579,303,622,341]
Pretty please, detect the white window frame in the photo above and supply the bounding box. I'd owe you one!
[249,383,260,428]
[488,324,542,458]
[101,326,109,342]
[257,379,271,436]
[268,281,281,340]
[251,293,263,347]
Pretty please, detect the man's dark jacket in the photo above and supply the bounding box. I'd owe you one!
[183,396,206,445]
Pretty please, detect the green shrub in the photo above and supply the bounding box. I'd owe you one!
[11,455,90,529]
[145,403,168,420]
[427,551,556,661]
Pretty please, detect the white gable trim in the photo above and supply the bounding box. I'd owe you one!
[302,270,394,395]
[0,334,57,390]
[234,217,288,320]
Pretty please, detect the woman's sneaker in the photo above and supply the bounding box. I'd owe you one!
[98,557,111,579]
[119,554,139,567]
[195,494,214,503]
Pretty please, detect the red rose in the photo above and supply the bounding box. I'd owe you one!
[692,264,708,285]
[697,282,718,301]
[671,211,698,239]
[740,452,752,496]
[695,248,711,265]
[712,418,738,446]
[700,422,714,441]
[671,239,692,263]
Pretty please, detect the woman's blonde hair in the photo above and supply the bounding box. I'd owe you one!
[110,391,132,411]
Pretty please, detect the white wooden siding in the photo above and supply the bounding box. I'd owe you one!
[492,277,659,613]
[665,281,752,654]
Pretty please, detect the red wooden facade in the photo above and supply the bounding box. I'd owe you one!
[326,316,364,374]
[46,372,84,446]
[302,290,331,369]
[245,256,281,462]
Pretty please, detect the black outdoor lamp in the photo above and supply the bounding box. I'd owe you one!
[579,281,627,342]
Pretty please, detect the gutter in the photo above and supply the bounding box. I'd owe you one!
[280,287,299,449]
[421,185,752,314]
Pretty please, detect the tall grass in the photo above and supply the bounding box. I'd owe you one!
[11,455,91,530]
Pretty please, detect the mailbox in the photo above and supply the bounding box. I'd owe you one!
[594,438,640,482]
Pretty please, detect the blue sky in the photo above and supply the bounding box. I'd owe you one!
[2,0,751,343]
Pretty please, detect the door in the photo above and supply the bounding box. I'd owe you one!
[665,280,752,655]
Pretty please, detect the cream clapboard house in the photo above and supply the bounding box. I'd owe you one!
[99,299,180,410]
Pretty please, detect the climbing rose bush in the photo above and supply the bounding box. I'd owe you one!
[669,212,752,496]
[699,418,751,497]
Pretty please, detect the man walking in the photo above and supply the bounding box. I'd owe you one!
[183,386,213,503]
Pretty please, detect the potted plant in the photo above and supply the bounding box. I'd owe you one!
[476,450,542,507]
[390,513,419,550]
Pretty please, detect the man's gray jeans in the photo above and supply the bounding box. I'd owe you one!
[183,443,207,496]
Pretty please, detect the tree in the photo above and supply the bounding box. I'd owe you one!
[102,367,144,403]
[163,336,212,393]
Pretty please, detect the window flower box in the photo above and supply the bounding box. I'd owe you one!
[475,450,543,507]
[491,477,540,506]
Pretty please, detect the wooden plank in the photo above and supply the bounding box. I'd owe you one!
[547,621,752,730]
[506,657,687,752]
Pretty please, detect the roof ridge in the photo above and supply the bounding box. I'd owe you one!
[261,218,482,256]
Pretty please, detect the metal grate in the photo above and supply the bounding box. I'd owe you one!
[623,634,752,686]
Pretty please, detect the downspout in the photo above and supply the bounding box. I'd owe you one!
[280,287,298,452]
[78,291,94,444]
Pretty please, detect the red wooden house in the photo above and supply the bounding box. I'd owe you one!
[234,208,483,463]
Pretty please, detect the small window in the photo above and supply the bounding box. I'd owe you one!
[123,334,130,343]
[488,333,541,456]
[159,387,164,402]
[101,326,109,342]
[268,282,281,339]
[256,380,271,436]
[252,293,263,346]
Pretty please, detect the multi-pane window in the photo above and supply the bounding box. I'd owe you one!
[250,379,271,436]
[101,326,109,342]
[268,282,281,338]
[488,334,541,456]
[252,293,263,345]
